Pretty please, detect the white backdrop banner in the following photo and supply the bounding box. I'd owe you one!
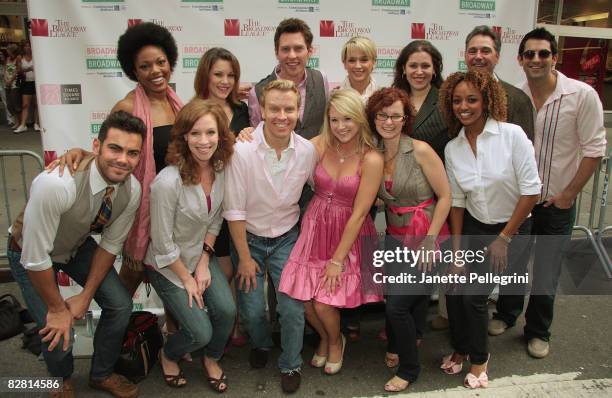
[27,0,536,157]
[26,0,535,312]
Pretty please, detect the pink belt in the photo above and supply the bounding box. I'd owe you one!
[386,197,449,248]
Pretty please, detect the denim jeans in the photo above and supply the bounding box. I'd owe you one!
[494,203,574,341]
[230,226,304,372]
[8,236,132,380]
[146,257,235,361]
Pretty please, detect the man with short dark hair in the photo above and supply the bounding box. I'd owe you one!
[248,18,329,139]
[489,27,606,358]
[464,25,534,140]
[7,111,145,398]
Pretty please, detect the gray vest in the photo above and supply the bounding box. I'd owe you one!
[12,155,132,264]
[254,67,326,139]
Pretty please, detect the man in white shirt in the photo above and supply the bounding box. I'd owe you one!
[7,111,144,398]
[225,79,317,394]
[489,27,607,358]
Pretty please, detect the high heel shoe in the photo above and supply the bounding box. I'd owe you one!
[440,353,464,375]
[464,354,489,389]
[310,353,327,368]
[324,335,346,375]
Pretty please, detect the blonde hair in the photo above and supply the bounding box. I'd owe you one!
[260,79,301,109]
[341,36,377,63]
[321,89,376,154]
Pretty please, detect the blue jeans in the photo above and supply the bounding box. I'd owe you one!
[230,226,304,372]
[146,258,235,361]
[8,236,132,380]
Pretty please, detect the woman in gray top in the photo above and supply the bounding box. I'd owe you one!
[145,99,236,393]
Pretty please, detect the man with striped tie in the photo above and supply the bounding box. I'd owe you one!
[7,111,145,398]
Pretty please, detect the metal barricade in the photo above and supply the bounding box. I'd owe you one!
[573,150,612,279]
[0,150,44,260]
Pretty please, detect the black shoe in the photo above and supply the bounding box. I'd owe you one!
[249,348,269,369]
[281,370,301,394]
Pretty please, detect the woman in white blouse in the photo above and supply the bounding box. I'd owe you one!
[337,36,378,103]
[145,99,236,392]
[438,70,540,389]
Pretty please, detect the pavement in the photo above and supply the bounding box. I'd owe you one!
[1,125,612,397]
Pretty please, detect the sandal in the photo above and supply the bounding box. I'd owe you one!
[384,352,399,368]
[206,372,228,393]
[384,376,410,392]
[158,351,187,388]
[440,353,464,375]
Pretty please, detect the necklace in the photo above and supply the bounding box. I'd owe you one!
[384,148,400,164]
[335,143,359,163]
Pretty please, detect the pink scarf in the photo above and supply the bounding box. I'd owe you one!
[123,84,183,261]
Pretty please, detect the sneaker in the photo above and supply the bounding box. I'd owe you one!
[13,125,27,134]
[527,337,550,358]
[89,373,139,398]
[488,319,508,336]
[430,315,449,330]
[249,348,269,369]
[34,123,41,131]
[280,369,301,394]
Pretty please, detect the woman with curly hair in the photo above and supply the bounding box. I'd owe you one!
[51,22,182,289]
[439,70,540,389]
[365,87,451,392]
[145,99,235,391]
[194,47,249,346]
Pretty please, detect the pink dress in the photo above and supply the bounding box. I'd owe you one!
[278,158,383,308]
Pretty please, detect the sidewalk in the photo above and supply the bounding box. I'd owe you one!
[1,126,611,397]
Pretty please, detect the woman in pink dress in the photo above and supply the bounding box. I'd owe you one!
[279,89,383,375]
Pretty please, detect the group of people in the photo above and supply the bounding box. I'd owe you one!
[1,41,39,133]
[7,16,606,398]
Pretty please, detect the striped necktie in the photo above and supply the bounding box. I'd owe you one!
[90,186,114,233]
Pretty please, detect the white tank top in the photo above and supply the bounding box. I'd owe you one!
[21,58,34,82]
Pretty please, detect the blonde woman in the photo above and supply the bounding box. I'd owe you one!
[278,89,383,375]
[338,36,378,103]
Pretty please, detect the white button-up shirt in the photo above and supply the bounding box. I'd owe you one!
[520,71,607,203]
[223,122,317,237]
[262,132,295,193]
[445,118,542,224]
[145,166,224,288]
[18,164,141,271]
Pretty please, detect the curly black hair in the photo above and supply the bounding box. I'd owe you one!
[117,22,178,82]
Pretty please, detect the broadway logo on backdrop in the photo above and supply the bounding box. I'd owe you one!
[182,44,216,70]
[459,0,496,18]
[224,19,276,37]
[30,19,87,38]
[320,20,371,38]
[180,0,224,12]
[127,18,183,32]
[374,46,402,78]
[277,0,320,13]
[40,84,83,105]
[492,26,524,44]
[411,23,459,41]
[85,46,122,77]
[371,0,411,15]
[80,0,127,12]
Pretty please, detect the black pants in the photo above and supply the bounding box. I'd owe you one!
[494,203,573,341]
[383,235,433,383]
[446,211,532,364]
